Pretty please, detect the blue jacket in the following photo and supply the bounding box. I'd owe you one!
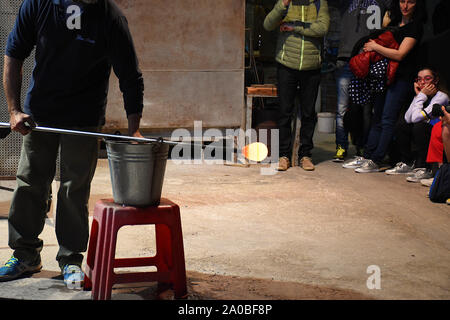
[5,0,144,127]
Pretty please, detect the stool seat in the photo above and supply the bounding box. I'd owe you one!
[84,198,187,300]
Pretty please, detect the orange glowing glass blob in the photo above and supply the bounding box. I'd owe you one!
[241,142,268,162]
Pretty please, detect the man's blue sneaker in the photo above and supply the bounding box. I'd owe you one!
[0,255,42,282]
[62,264,84,289]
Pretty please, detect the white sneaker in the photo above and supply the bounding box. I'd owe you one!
[385,162,414,175]
[420,177,434,187]
[406,168,424,177]
[342,156,367,169]
[355,160,380,173]
[406,168,433,183]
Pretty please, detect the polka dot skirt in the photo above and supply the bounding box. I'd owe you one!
[349,58,388,105]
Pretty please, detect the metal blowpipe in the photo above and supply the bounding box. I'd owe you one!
[0,122,178,145]
[0,122,270,162]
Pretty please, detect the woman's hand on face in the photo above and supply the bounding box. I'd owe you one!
[414,81,421,95]
[420,83,437,97]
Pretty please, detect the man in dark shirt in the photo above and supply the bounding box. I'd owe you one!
[0,0,144,288]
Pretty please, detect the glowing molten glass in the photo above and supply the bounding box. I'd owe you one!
[241,142,268,162]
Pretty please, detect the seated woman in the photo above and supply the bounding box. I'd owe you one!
[385,67,449,182]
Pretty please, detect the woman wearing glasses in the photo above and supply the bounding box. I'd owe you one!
[386,67,449,180]
[406,68,448,124]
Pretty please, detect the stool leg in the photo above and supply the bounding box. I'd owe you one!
[91,207,111,300]
[155,223,172,291]
[83,218,98,291]
[170,209,187,299]
[89,205,109,300]
[156,223,172,270]
[102,212,121,300]
[155,207,187,299]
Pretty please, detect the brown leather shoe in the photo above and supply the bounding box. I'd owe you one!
[277,156,290,171]
[300,156,315,171]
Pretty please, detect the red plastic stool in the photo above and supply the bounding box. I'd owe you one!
[84,198,187,300]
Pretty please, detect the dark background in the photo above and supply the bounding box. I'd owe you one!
[245,0,450,125]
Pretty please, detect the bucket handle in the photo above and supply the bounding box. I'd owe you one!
[152,137,165,152]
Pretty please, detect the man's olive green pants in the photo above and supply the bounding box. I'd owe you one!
[8,128,99,270]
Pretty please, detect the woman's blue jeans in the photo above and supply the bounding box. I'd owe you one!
[363,79,413,163]
[335,61,353,150]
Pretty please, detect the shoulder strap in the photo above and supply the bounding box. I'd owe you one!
[314,0,320,13]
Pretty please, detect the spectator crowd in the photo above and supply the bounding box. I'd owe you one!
[264,0,450,205]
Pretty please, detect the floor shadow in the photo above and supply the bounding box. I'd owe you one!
[312,141,360,166]
[113,270,375,300]
[0,269,375,300]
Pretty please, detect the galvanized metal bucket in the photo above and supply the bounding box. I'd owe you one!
[105,140,169,206]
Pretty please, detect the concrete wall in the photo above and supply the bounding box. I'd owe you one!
[105,0,245,131]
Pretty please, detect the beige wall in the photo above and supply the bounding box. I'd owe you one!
[105,0,245,131]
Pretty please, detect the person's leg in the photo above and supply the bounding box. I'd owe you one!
[371,80,413,164]
[394,117,414,165]
[8,131,60,263]
[335,62,352,151]
[384,116,418,174]
[411,122,433,169]
[55,128,99,269]
[361,103,373,148]
[298,69,321,159]
[277,63,300,159]
[403,121,434,182]
[353,103,374,156]
[363,93,386,159]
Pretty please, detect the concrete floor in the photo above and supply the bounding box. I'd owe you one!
[0,132,449,300]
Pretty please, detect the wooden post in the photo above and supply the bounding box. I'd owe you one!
[291,112,301,167]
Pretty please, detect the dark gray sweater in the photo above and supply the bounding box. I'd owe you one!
[337,0,391,59]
